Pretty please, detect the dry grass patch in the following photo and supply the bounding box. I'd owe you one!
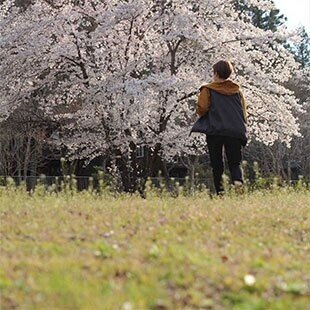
[0,188,309,309]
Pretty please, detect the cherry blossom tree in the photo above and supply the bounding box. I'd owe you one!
[0,0,303,191]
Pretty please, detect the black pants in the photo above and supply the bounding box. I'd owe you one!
[207,135,243,194]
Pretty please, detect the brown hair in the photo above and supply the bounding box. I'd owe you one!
[213,60,233,79]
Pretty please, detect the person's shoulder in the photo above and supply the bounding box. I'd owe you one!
[199,83,212,91]
[226,79,241,88]
[228,80,244,92]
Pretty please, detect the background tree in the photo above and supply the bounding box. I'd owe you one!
[291,27,310,68]
[235,0,287,31]
[0,0,305,190]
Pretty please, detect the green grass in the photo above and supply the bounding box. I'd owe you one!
[0,187,309,309]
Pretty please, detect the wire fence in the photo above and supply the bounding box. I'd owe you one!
[0,175,90,191]
[0,175,213,192]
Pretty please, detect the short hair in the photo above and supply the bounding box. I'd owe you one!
[213,60,233,79]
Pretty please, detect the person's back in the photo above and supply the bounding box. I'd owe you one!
[193,60,247,194]
[204,84,247,145]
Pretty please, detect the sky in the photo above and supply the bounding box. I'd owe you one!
[273,0,310,32]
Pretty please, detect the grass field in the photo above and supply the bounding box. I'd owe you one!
[0,187,309,309]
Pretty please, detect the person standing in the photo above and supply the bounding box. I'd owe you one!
[193,60,247,194]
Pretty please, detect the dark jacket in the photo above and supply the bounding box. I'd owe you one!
[191,80,247,146]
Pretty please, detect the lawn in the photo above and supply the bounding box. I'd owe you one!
[0,187,309,309]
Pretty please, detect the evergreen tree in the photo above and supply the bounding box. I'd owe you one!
[292,27,310,68]
[235,0,287,32]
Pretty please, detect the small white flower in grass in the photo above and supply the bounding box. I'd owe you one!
[112,243,119,250]
[244,274,256,286]
[122,301,133,310]
[94,250,101,257]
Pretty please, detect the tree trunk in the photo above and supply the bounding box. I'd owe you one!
[23,134,32,181]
